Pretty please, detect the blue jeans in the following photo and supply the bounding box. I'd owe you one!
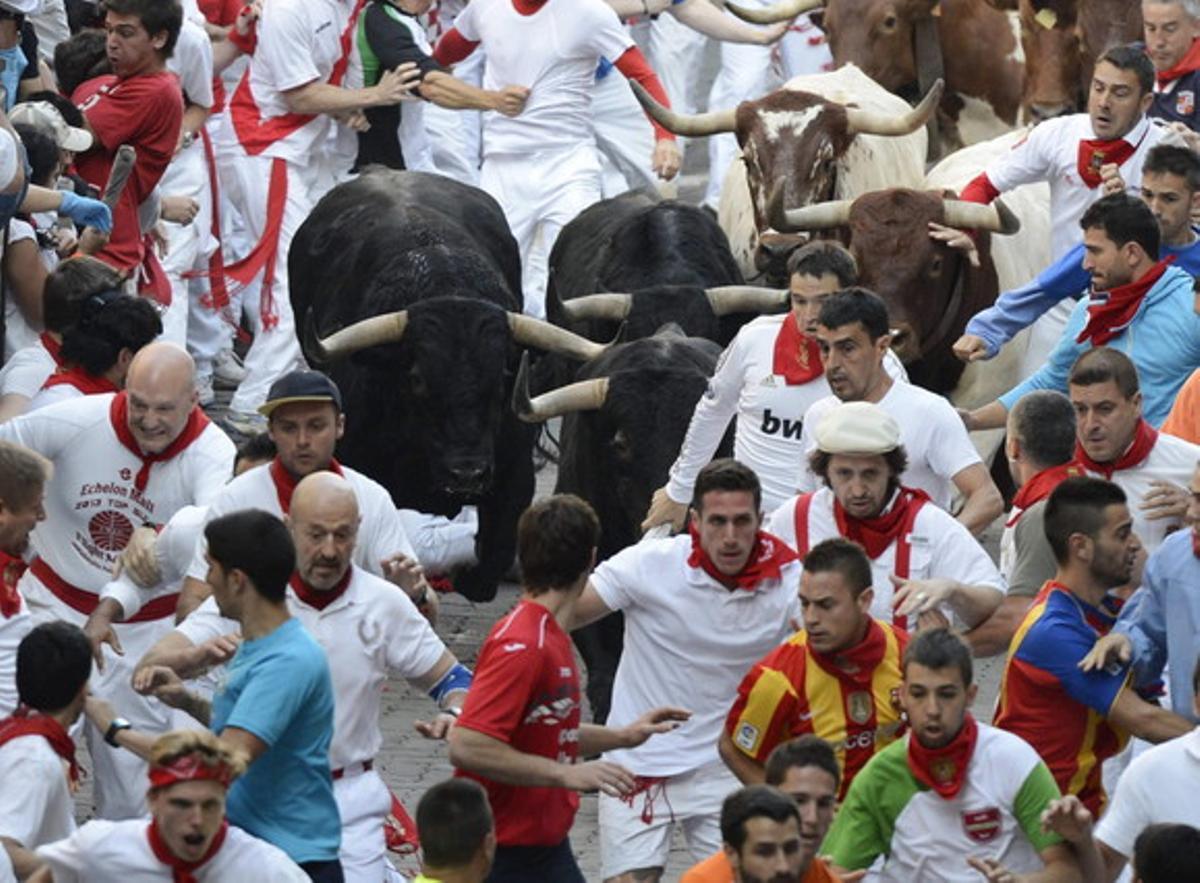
[485,838,586,882]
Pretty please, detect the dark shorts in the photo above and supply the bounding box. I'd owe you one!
[485,838,586,883]
[300,859,344,882]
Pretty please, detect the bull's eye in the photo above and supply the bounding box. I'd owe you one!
[881,12,898,30]
[610,430,633,462]
[928,255,943,277]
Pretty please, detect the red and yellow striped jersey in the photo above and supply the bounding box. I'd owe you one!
[724,618,907,798]
[994,582,1130,816]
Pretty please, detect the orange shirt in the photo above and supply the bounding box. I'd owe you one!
[1161,367,1200,444]
[681,852,841,883]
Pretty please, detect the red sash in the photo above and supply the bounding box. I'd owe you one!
[793,490,928,629]
[288,568,352,611]
[1005,462,1084,528]
[1076,123,1148,189]
[0,551,26,618]
[1076,256,1174,347]
[772,314,824,385]
[42,368,119,395]
[110,392,212,492]
[29,558,178,622]
[686,525,798,591]
[0,706,79,784]
[39,332,63,365]
[1075,418,1158,479]
[147,819,228,883]
[908,712,978,799]
[269,456,345,514]
[1156,38,1200,85]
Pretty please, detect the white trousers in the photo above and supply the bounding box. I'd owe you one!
[158,140,215,350]
[221,147,337,412]
[593,68,658,198]
[335,768,397,883]
[480,143,601,318]
[423,51,484,185]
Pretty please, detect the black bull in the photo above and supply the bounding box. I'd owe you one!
[517,329,732,722]
[290,170,607,602]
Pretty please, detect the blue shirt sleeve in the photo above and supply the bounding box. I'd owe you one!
[1015,612,1129,715]
[965,245,1089,356]
[221,646,326,748]
[1115,560,1168,688]
[998,296,1089,411]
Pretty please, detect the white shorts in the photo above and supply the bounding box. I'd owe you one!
[598,759,739,878]
[335,767,393,883]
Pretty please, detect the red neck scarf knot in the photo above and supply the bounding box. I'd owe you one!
[0,705,79,784]
[772,314,824,385]
[833,486,931,560]
[269,456,344,514]
[908,712,978,799]
[1156,38,1200,85]
[1007,462,1085,527]
[42,367,119,396]
[289,567,353,611]
[147,818,228,883]
[0,551,25,618]
[1075,419,1158,479]
[1077,255,1175,346]
[1076,122,1148,189]
[110,392,211,492]
[807,618,888,689]
[686,525,798,591]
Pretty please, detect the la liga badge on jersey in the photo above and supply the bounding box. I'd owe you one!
[962,807,1002,843]
[1177,91,1195,117]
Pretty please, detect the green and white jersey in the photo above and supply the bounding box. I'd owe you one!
[823,723,1063,882]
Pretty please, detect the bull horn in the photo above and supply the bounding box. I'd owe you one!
[560,293,634,322]
[940,198,1022,235]
[726,0,824,24]
[512,352,610,423]
[705,285,789,316]
[629,81,736,137]
[774,199,855,232]
[508,313,609,361]
[845,79,944,136]
[307,310,408,361]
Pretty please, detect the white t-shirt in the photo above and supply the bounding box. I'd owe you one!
[666,314,910,512]
[183,460,417,582]
[234,0,355,163]
[0,733,76,848]
[766,487,1004,621]
[1082,432,1200,555]
[0,606,29,717]
[26,381,84,412]
[35,818,309,882]
[590,534,800,777]
[796,380,982,510]
[0,337,58,400]
[177,566,446,770]
[168,18,215,110]
[983,114,1172,261]
[100,505,208,620]
[0,393,235,593]
[2,219,42,362]
[454,0,633,157]
[1094,729,1200,859]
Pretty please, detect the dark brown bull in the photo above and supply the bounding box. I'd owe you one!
[771,190,1019,392]
[729,0,1023,149]
[1019,0,1142,120]
[631,75,940,283]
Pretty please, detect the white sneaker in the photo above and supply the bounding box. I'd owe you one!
[222,409,267,437]
[196,373,216,408]
[213,349,247,388]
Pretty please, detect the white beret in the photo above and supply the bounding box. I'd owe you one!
[814,401,901,455]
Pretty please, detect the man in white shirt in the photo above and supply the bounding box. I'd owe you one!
[768,402,1004,641]
[1067,347,1200,554]
[0,623,90,875]
[22,728,308,882]
[569,458,801,882]
[796,288,1003,533]
[960,43,1176,261]
[431,0,681,318]
[0,341,236,819]
[220,0,419,425]
[135,473,471,882]
[0,440,49,717]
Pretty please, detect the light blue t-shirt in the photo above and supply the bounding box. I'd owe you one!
[211,617,340,864]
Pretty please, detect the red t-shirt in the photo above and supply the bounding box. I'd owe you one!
[73,71,184,272]
[455,600,581,847]
[197,0,243,113]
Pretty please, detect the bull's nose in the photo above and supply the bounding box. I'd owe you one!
[445,462,492,497]
[1029,102,1074,123]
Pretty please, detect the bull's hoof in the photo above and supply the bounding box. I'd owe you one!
[450,571,501,604]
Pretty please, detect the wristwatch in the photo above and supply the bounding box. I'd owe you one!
[105,717,132,747]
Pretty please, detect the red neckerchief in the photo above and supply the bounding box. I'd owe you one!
[1076,123,1147,189]
[833,487,932,559]
[907,711,978,799]
[268,456,345,514]
[1076,256,1175,346]
[807,618,888,690]
[513,0,546,13]
[288,568,353,611]
[39,332,63,365]
[1075,418,1158,479]
[110,392,212,492]
[1006,462,1085,527]
[686,525,798,591]
[147,818,227,883]
[0,705,79,784]
[772,314,824,385]
[0,551,26,618]
[42,367,119,395]
[1156,38,1200,85]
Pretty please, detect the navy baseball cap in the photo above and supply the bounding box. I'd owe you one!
[258,370,343,417]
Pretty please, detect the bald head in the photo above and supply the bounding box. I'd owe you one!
[289,472,361,591]
[124,342,200,455]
